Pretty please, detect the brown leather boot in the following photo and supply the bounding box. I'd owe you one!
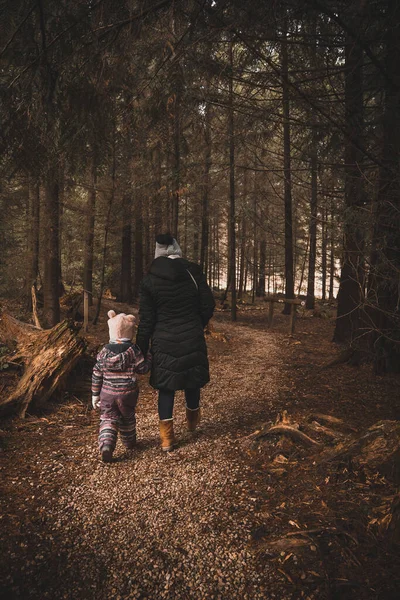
[159,419,177,451]
[186,407,201,432]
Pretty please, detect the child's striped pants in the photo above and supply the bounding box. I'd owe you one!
[98,390,138,451]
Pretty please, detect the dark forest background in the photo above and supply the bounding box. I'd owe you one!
[1,0,399,372]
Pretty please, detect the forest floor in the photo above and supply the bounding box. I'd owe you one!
[1,300,400,600]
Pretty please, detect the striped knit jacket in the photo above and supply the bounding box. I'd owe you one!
[92,343,151,399]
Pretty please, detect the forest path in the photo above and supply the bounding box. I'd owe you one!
[1,316,289,600]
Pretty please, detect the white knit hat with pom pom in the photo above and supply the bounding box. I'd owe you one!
[107,310,136,342]
[154,233,182,259]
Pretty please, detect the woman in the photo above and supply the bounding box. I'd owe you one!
[136,233,215,451]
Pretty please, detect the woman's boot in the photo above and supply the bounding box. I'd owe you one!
[186,406,201,432]
[159,419,177,451]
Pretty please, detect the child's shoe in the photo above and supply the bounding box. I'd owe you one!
[120,422,137,449]
[124,441,136,450]
[101,446,113,463]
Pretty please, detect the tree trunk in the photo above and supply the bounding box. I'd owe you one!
[368,0,400,373]
[238,165,249,300]
[267,249,272,294]
[172,92,180,237]
[58,162,64,293]
[133,194,144,300]
[257,235,267,297]
[83,157,96,306]
[306,121,318,309]
[252,174,257,304]
[93,126,116,326]
[38,0,60,328]
[321,205,328,301]
[153,142,163,235]
[144,197,152,271]
[26,180,40,303]
[200,100,212,272]
[238,213,246,299]
[329,201,335,300]
[120,194,132,303]
[42,167,60,328]
[281,16,295,314]
[333,19,366,343]
[228,39,237,321]
[216,210,220,290]
[298,234,309,296]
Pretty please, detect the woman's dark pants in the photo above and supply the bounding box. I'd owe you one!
[158,388,200,420]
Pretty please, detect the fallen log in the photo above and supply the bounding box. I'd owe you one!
[0,314,86,418]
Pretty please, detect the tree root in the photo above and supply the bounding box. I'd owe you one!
[305,420,347,441]
[251,424,322,448]
[321,347,354,369]
[309,413,358,433]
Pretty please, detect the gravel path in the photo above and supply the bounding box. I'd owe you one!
[1,320,288,599]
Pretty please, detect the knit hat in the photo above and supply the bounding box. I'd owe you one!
[107,310,136,342]
[154,233,183,259]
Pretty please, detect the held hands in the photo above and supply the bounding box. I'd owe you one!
[92,395,101,410]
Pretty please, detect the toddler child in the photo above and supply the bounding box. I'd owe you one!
[92,310,151,462]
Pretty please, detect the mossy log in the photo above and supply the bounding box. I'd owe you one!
[0,313,86,418]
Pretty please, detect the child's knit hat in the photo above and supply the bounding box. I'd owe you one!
[107,310,136,342]
[154,233,182,258]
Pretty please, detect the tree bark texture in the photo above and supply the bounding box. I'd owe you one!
[228,39,237,321]
[368,0,400,372]
[238,212,246,299]
[257,236,266,297]
[281,17,295,314]
[334,20,366,343]
[26,181,40,301]
[171,92,180,237]
[321,206,328,301]
[200,100,212,273]
[329,201,335,300]
[42,168,60,328]
[133,194,144,299]
[0,313,85,418]
[152,142,163,236]
[119,194,132,303]
[93,127,116,326]
[83,158,96,306]
[306,121,318,309]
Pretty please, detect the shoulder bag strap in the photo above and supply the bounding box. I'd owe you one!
[186,269,198,290]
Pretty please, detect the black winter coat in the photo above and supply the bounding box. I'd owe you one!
[136,257,215,391]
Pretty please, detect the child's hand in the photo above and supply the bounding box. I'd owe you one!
[92,396,100,410]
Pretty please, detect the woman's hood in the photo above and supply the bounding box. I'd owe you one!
[149,257,190,281]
